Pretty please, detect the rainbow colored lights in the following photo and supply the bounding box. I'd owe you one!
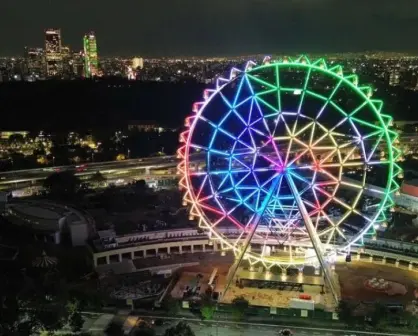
[177,56,401,268]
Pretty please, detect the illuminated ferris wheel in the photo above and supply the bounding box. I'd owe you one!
[177,56,402,300]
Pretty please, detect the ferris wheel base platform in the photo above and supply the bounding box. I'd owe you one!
[235,267,325,291]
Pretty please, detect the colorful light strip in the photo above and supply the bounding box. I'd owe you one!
[177,56,401,268]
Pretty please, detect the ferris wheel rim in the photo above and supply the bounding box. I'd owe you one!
[179,57,401,267]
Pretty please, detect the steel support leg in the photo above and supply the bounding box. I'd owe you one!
[221,176,281,300]
[285,173,340,304]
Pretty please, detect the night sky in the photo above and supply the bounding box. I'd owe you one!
[1,0,417,56]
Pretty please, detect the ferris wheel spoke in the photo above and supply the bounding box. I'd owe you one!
[314,78,344,121]
[277,113,294,139]
[365,132,385,162]
[297,67,312,113]
[325,229,338,245]
[287,169,312,187]
[314,185,353,213]
[190,143,233,157]
[253,99,275,137]
[195,174,209,199]
[339,178,364,191]
[269,137,285,166]
[348,120,368,158]
[317,167,339,183]
[206,118,256,153]
[283,138,294,166]
[320,213,339,236]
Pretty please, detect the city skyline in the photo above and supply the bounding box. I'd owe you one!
[1,0,418,56]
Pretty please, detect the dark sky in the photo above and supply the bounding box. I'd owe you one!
[1,0,418,56]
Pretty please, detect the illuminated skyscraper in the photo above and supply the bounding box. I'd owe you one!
[389,69,400,86]
[83,32,99,78]
[24,47,45,77]
[71,51,84,78]
[44,29,63,77]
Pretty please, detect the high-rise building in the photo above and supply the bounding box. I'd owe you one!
[71,51,84,78]
[389,69,400,86]
[24,47,45,77]
[44,29,63,77]
[61,46,72,78]
[83,32,99,78]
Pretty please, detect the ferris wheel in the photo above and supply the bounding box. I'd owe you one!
[177,56,402,301]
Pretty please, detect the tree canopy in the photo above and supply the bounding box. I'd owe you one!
[90,171,106,183]
[231,296,249,320]
[164,322,195,336]
[43,171,81,199]
[135,322,156,336]
[200,293,215,320]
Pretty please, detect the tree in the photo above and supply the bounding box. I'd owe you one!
[30,305,68,333]
[337,300,356,326]
[0,265,70,336]
[89,171,107,187]
[201,304,215,320]
[231,296,249,321]
[135,323,156,336]
[105,322,124,336]
[67,300,85,333]
[8,134,25,145]
[43,171,81,199]
[69,311,84,333]
[370,302,387,328]
[134,179,147,190]
[0,259,86,335]
[164,322,195,336]
[200,294,215,320]
[161,295,180,315]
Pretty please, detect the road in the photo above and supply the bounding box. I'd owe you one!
[129,315,413,336]
[0,156,179,186]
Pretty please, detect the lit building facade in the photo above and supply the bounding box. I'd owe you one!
[389,69,400,86]
[128,121,160,132]
[132,57,144,69]
[45,29,63,77]
[83,32,99,78]
[24,47,45,77]
[61,46,72,78]
[71,51,85,78]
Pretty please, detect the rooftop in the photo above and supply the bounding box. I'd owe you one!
[6,200,88,232]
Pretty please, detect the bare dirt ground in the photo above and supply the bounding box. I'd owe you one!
[335,261,418,304]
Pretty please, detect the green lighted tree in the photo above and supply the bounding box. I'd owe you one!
[200,293,215,320]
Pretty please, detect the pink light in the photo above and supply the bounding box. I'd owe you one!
[245,61,256,71]
[192,102,204,113]
[229,67,241,79]
[263,56,271,64]
[275,164,284,174]
[216,77,229,89]
[204,89,215,100]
